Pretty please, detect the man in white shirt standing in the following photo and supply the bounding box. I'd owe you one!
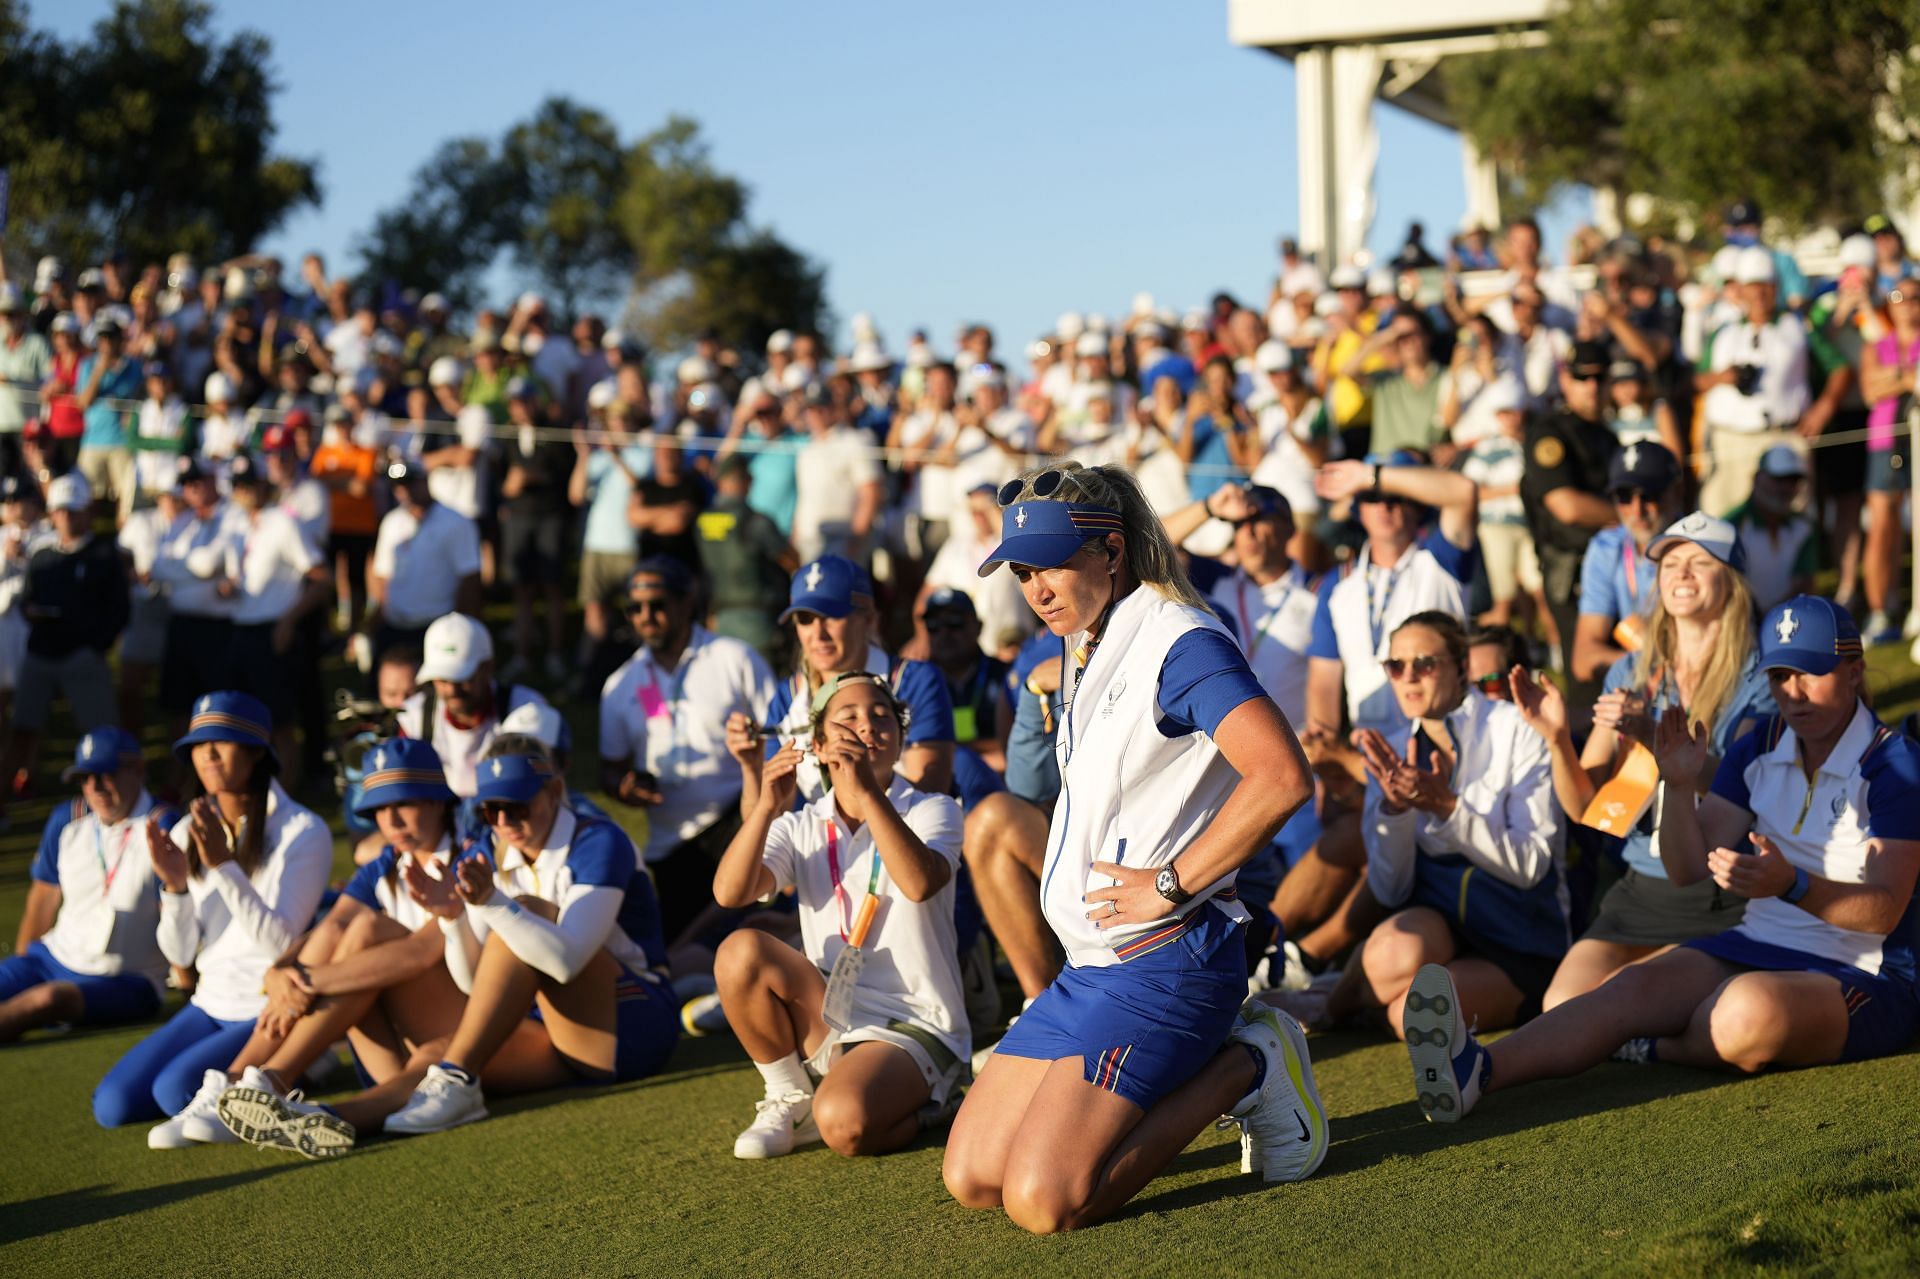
[1695,247,1811,516]
[600,556,775,941]
[224,454,331,781]
[791,385,882,563]
[152,460,245,738]
[365,459,481,662]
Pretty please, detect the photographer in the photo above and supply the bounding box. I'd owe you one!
[1694,248,1809,517]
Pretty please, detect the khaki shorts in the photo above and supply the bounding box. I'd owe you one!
[1582,868,1746,948]
[578,549,637,608]
[809,1017,966,1105]
[77,446,134,512]
[1478,521,1542,602]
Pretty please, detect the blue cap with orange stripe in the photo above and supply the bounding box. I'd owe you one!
[977,501,1123,577]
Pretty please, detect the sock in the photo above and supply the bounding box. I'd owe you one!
[1241,1042,1268,1095]
[753,1052,813,1099]
[1298,949,1328,977]
[436,1060,476,1086]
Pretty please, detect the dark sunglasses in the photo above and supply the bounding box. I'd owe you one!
[1383,655,1447,681]
[627,596,673,616]
[1471,671,1510,693]
[998,469,1067,507]
[1353,493,1406,509]
[1610,487,1665,505]
[481,800,532,825]
[1567,369,1604,383]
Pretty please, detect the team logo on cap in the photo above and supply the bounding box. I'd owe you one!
[80,732,94,757]
[1015,506,1028,528]
[1776,608,1799,643]
[372,748,387,771]
[490,760,504,778]
[805,563,823,591]
[1682,513,1708,533]
[1622,444,1639,472]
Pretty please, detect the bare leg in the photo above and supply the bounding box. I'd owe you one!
[945,1054,1050,1208]
[811,1042,932,1158]
[527,948,621,1079]
[1541,938,1659,1012]
[713,927,828,1063]
[1656,970,1850,1072]
[1831,490,1864,605]
[1270,845,1359,944]
[1864,491,1901,612]
[1484,947,1735,1093]
[0,981,83,1043]
[962,792,1058,1000]
[442,934,558,1078]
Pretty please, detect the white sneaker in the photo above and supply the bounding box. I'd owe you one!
[1223,1003,1329,1182]
[148,1069,232,1150]
[1404,964,1492,1123]
[732,1091,820,1159]
[178,1065,278,1143]
[680,992,731,1037]
[218,1079,356,1159]
[385,1064,488,1135]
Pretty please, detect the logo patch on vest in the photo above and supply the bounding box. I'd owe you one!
[1100,674,1127,717]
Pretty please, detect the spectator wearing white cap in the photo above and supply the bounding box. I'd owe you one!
[0,283,51,479]
[1,473,128,824]
[1727,445,1817,613]
[397,611,550,801]
[194,372,247,478]
[115,465,185,738]
[888,360,962,562]
[131,362,189,517]
[1459,377,1541,627]
[1693,245,1810,516]
[764,328,795,392]
[365,459,482,662]
[944,365,1033,503]
[75,318,142,518]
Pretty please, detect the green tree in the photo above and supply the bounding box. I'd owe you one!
[0,0,319,269]
[1448,0,1920,231]
[499,98,633,316]
[354,137,520,310]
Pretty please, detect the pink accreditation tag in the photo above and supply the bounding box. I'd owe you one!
[636,672,670,720]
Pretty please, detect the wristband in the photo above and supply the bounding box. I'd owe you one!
[1782,864,1812,905]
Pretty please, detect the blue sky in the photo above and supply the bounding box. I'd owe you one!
[50,1,1586,355]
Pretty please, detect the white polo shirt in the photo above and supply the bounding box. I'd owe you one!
[1208,565,1321,729]
[1308,530,1475,731]
[1702,314,1811,432]
[398,684,549,799]
[157,782,334,1021]
[34,792,167,986]
[1711,704,1920,979]
[152,504,248,619]
[761,777,968,1064]
[231,506,322,625]
[372,502,481,628]
[599,626,776,862]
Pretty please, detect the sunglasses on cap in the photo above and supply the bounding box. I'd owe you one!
[481,800,533,825]
[1382,655,1447,681]
[998,469,1068,507]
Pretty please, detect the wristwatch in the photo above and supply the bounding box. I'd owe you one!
[1155,865,1192,906]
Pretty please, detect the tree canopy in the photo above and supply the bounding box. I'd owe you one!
[1448,0,1920,231]
[0,0,319,269]
[356,103,827,349]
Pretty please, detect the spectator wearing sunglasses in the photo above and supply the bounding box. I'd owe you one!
[1335,611,1565,1040]
[599,557,775,942]
[1465,626,1530,702]
[1521,340,1620,699]
[1571,441,1685,685]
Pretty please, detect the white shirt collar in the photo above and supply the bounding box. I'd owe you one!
[1763,700,1879,779]
[496,806,579,873]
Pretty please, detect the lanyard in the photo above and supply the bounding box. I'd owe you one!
[1622,539,1639,602]
[1363,549,1410,656]
[1236,575,1267,659]
[822,822,882,943]
[94,820,134,899]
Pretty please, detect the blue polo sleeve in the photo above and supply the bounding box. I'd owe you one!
[31,802,78,885]
[1574,526,1620,614]
[1601,654,1638,696]
[1306,572,1341,661]
[565,820,636,890]
[1709,720,1770,813]
[1156,629,1268,738]
[1419,527,1476,583]
[763,679,796,760]
[1862,732,1920,842]
[894,659,955,745]
[342,850,395,911]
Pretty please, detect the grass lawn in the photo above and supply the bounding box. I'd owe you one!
[3,642,1920,1277]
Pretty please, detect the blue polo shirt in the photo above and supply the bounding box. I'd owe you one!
[746,437,802,536]
[1577,525,1656,625]
[78,356,144,449]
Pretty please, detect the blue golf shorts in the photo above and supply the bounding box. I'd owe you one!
[1685,929,1919,1063]
[0,942,161,1026]
[996,907,1246,1110]
[529,963,680,1084]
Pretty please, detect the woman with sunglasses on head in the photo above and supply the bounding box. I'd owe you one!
[943,462,1322,1235]
[712,673,968,1159]
[369,734,677,1138]
[210,738,475,1158]
[95,692,332,1139]
[1330,611,1565,1043]
[730,554,955,810]
[1405,597,1920,1125]
[1509,513,1770,1008]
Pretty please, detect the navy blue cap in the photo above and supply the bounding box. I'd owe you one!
[142,360,170,380]
[1758,596,1863,676]
[63,727,143,781]
[1243,485,1292,521]
[628,555,694,595]
[474,752,561,804]
[920,587,977,620]
[172,690,276,768]
[978,501,1123,577]
[781,555,873,622]
[1608,440,1680,494]
[353,737,455,816]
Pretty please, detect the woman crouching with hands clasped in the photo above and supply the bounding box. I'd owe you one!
[1321,612,1565,1050]
[712,672,969,1160]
